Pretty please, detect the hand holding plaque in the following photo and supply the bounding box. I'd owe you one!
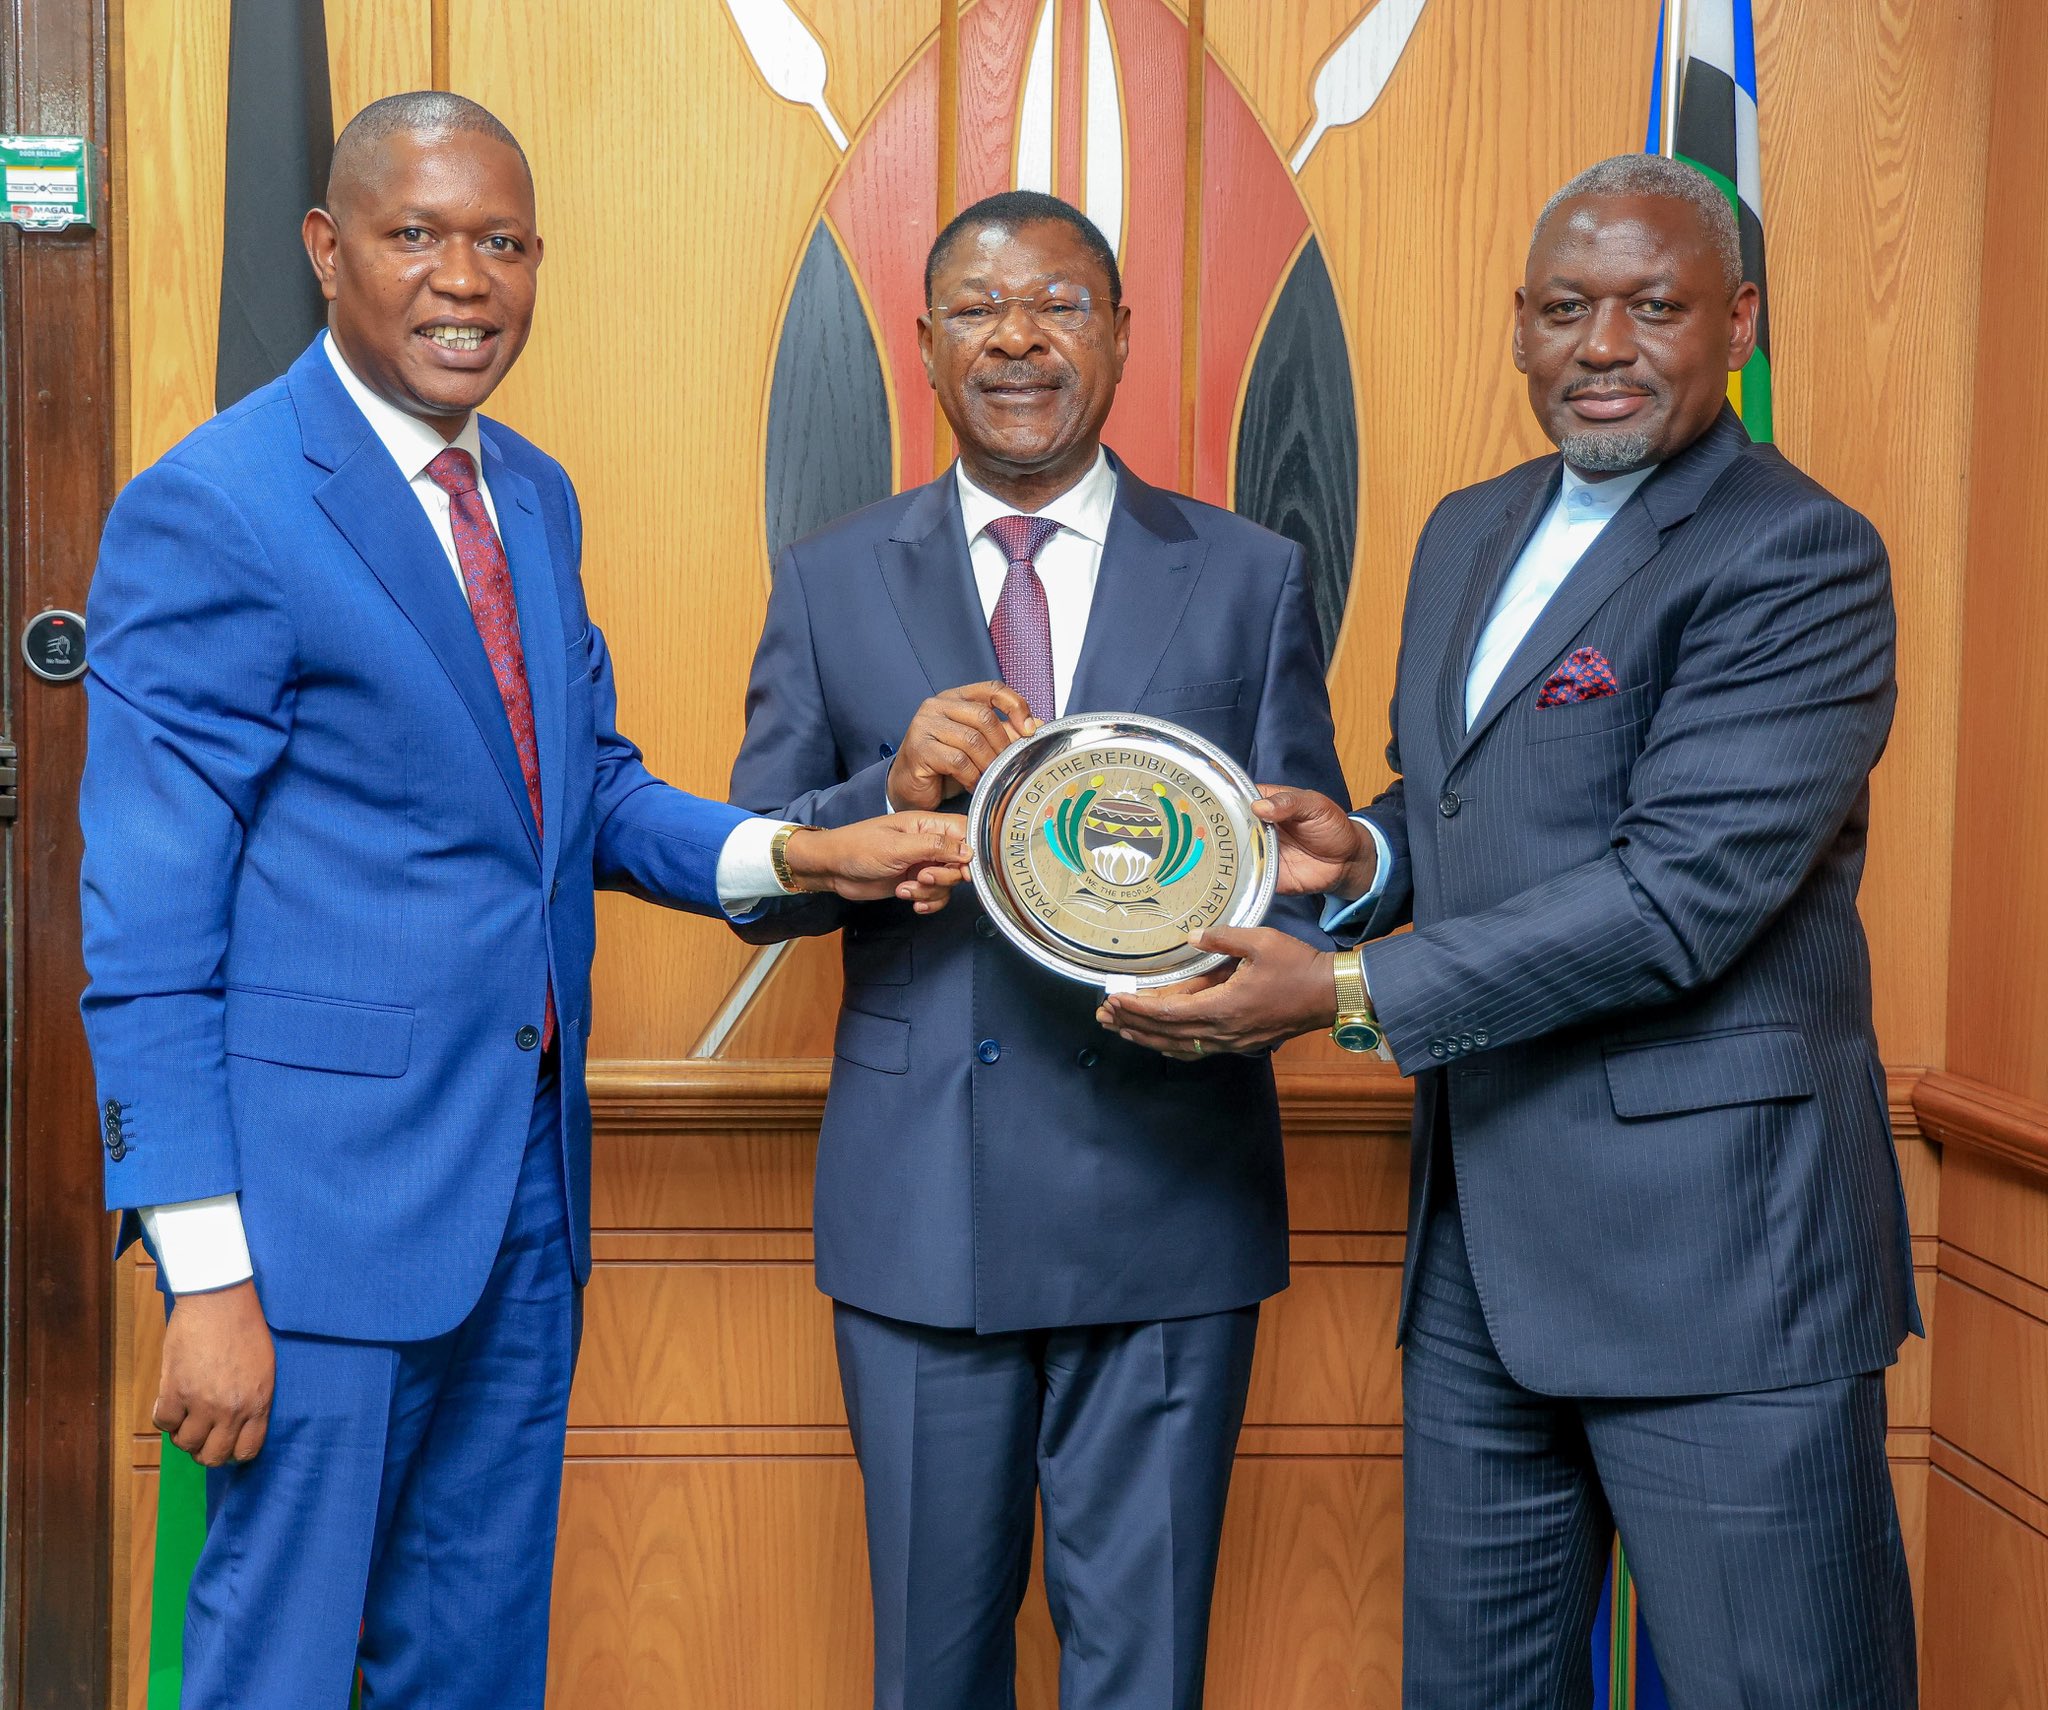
[966,713,1278,991]
[886,681,1039,810]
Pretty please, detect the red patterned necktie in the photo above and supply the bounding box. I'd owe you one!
[426,446,553,1049]
[984,513,1062,723]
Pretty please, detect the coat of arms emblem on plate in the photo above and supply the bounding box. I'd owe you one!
[968,714,1277,988]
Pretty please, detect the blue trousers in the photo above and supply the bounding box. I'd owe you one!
[834,1301,1259,1710]
[1402,1184,1916,1710]
[180,1063,578,1709]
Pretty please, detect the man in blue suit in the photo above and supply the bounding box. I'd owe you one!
[1103,156,1920,1708]
[730,192,1348,1708]
[80,94,967,1708]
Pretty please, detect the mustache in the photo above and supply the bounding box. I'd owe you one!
[1563,374,1663,400]
[974,363,1069,391]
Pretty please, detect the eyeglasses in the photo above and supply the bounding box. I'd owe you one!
[928,288,1114,336]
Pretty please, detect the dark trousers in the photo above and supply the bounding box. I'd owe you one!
[1401,1184,1917,1710]
[833,1301,1259,1710]
[180,1060,579,1709]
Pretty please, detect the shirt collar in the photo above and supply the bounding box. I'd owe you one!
[323,331,485,485]
[1558,458,1654,517]
[955,446,1118,549]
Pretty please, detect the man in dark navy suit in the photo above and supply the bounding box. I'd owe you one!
[80,95,966,1709]
[731,191,1347,1709]
[1104,156,1920,1708]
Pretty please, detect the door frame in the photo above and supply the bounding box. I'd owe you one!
[1,0,118,1702]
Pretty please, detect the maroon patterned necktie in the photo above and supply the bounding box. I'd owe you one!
[984,513,1062,723]
[427,446,553,1049]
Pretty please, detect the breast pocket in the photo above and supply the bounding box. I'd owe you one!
[1527,681,1652,743]
[843,930,912,987]
[1141,677,1243,717]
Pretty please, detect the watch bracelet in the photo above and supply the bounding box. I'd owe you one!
[769,822,802,895]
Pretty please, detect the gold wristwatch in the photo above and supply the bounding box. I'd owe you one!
[769,823,804,895]
[1329,947,1385,1056]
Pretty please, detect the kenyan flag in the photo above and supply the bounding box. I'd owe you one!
[1647,0,1772,442]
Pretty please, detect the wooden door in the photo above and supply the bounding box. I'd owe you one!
[2,0,116,1704]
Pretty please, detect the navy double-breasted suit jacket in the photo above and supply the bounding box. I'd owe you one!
[1350,407,1922,1397]
[730,454,1348,1333]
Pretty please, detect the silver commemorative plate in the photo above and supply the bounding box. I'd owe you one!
[966,712,1277,990]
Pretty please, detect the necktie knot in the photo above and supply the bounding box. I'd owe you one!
[426,446,480,498]
[985,513,1062,569]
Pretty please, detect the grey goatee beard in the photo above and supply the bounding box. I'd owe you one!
[1558,427,1656,473]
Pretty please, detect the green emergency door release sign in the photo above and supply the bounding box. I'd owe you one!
[1,135,91,231]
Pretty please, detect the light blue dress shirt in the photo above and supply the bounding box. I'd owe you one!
[1324,461,1655,938]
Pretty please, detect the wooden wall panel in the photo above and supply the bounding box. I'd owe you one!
[1930,1277,2048,1508]
[1748,0,1991,1066]
[1940,1148,2048,1294]
[1923,1474,2048,1710]
[547,1459,873,1709]
[121,0,229,474]
[1950,0,2048,1107]
[1924,0,2048,1695]
[325,1,431,131]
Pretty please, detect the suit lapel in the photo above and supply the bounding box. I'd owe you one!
[292,345,542,861]
[1065,457,1201,717]
[1452,500,1661,762]
[1449,407,1754,768]
[1436,464,1558,761]
[876,474,1003,695]
[483,433,566,884]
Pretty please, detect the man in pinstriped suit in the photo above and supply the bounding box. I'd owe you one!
[1102,155,1920,1708]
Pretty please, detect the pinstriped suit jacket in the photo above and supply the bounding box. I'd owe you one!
[1351,406,1922,1397]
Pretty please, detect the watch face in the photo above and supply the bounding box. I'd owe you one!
[967,713,1277,989]
[1332,1020,1381,1053]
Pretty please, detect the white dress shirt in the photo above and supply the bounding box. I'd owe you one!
[956,447,1118,718]
[1327,461,1655,937]
[141,336,790,1295]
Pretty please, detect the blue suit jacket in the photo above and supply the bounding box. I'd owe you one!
[730,456,1348,1333]
[1350,407,1921,1396]
[80,339,749,1342]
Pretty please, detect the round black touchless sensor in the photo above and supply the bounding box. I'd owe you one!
[22,610,86,683]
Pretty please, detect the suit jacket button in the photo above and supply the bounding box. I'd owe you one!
[976,1038,1001,1064]
[1429,1041,1448,1060]
[975,916,997,939]
[107,1138,127,1162]
[1474,1030,1489,1047]
[1460,1033,1477,1051]
[1076,1047,1099,1070]
[1438,790,1461,818]
[880,742,896,758]
[516,1025,541,1051]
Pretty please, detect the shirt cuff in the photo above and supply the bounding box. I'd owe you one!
[140,1194,254,1295]
[716,816,794,916]
[1319,815,1395,935]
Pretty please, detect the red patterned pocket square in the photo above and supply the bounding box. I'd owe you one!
[1536,648,1620,708]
